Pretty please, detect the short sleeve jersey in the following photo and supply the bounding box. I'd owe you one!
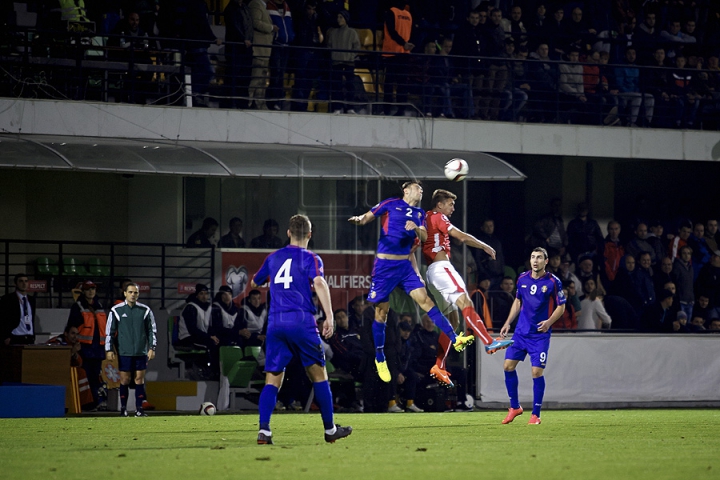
[371,197,425,255]
[253,245,324,316]
[514,271,566,337]
[422,210,454,264]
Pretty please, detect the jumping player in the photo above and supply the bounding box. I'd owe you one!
[348,181,474,383]
[252,214,352,445]
[499,247,566,425]
[423,189,514,386]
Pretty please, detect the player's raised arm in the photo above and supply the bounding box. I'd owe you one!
[406,222,427,243]
[348,211,375,225]
[313,276,334,339]
[500,298,522,338]
[449,228,496,260]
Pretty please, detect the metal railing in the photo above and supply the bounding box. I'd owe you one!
[2,26,719,130]
[0,239,214,310]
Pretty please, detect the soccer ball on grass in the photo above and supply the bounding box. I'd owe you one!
[199,401,216,415]
[444,158,469,182]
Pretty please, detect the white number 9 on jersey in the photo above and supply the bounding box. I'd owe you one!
[530,285,537,295]
[274,259,294,289]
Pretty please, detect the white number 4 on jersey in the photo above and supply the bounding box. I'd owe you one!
[274,258,294,289]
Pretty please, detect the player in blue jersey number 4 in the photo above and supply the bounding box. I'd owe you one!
[499,247,566,425]
[251,215,352,445]
[348,181,474,383]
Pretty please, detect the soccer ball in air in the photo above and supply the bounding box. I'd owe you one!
[444,158,469,182]
[199,401,216,416]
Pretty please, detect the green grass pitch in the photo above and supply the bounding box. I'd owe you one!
[1,409,718,480]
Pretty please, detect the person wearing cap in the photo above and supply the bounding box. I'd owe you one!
[67,280,108,408]
[106,282,157,417]
[326,9,360,114]
[211,285,242,346]
[177,283,219,374]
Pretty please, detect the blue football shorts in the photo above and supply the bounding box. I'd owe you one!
[118,355,148,372]
[504,334,551,368]
[367,258,425,304]
[264,311,326,373]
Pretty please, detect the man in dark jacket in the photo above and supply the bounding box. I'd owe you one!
[266,0,295,110]
[451,9,488,116]
[566,203,604,264]
[211,285,242,346]
[0,273,36,346]
[177,284,218,374]
[641,288,675,332]
[186,217,219,248]
[291,0,324,111]
[223,0,254,109]
[328,308,367,381]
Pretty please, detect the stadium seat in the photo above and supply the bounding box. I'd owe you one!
[243,346,261,361]
[219,346,263,410]
[35,257,59,276]
[87,258,111,277]
[62,257,89,277]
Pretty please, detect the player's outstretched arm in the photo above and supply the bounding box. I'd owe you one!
[449,228,496,260]
[313,276,334,339]
[500,298,522,337]
[537,304,566,333]
[348,211,375,226]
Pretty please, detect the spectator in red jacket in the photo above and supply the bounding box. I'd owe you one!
[603,220,625,286]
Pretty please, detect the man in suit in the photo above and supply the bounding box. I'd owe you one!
[0,273,36,345]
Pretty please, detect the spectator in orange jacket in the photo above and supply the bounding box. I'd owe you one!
[603,220,625,287]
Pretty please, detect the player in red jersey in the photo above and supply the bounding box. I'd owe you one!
[422,189,514,386]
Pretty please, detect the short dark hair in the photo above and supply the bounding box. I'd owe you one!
[123,282,140,292]
[531,247,548,259]
[249,289,261,297]
[431,189,457,207]
[333,308,347,316]
[202,217,219,230]
[288,214,312,240]
[14,273,28,284]
[229,217,243,227]
[263,218,279,230]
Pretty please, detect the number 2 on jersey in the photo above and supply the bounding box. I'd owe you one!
[274,258,293,289]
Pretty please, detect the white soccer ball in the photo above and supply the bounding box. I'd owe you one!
[199,401,216,416]
[444,158,469,182]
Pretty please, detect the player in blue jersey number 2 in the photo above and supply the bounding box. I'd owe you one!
[499,247,566,425]
[348,181,474,383]
[251,215,352,445]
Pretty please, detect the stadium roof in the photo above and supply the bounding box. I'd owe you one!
[0,134,526,181]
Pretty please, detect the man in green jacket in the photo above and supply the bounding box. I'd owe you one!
[106,283,157,417]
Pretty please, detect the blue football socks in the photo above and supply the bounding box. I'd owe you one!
[258,384,279,432]
[135,384,146,410]
[504,370,520,409]
[372,320,386,362]
[427,306,457,342]
[532,376,545,417]
[313,380,335,430]
[120,384,129,410]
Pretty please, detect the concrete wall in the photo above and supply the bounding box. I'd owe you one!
[2,98,719,160]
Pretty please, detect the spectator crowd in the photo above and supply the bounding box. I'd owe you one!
[3,1,720,128]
